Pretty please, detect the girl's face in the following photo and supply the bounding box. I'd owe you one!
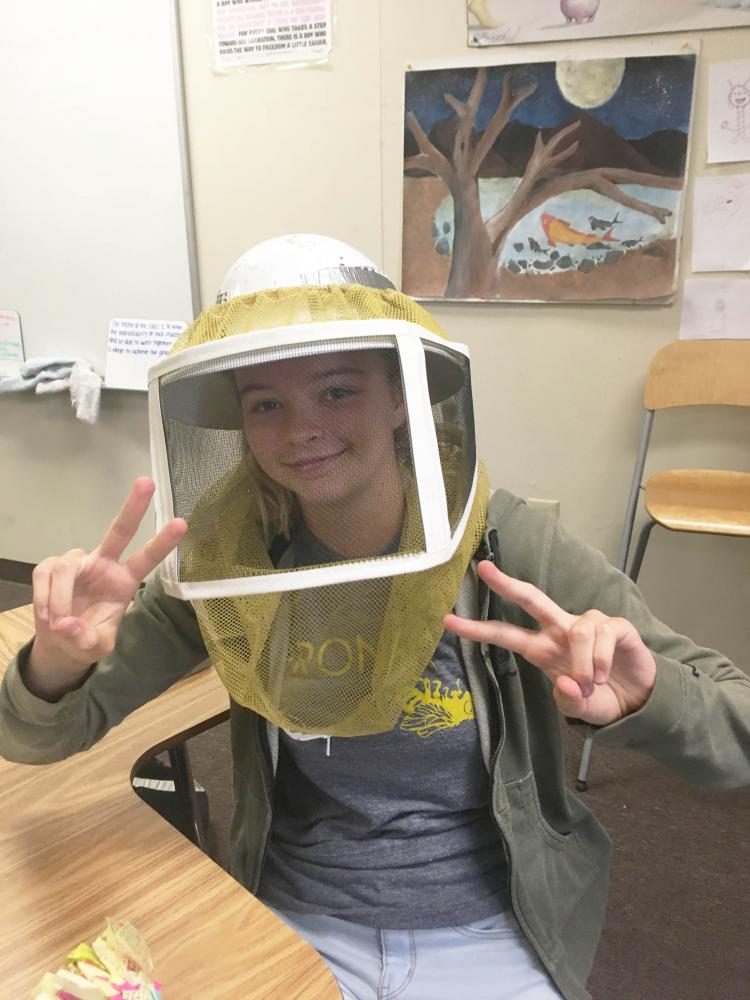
[236,350,406,510]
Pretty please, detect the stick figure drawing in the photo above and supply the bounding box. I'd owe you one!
[721,79,750,143]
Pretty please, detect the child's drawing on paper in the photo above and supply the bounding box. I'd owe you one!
[710,297,728,336]
[402,54,696,303]
[467,0,502,29]
[468,0,750,47]
[560,1,600,25]
[692,175,750,272]
[680,279,750,341]
[722,79,750,144]
[708,59,750,163]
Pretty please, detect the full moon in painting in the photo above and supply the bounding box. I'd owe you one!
[555,58,626,108]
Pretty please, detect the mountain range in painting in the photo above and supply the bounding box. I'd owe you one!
[404,114,688,179]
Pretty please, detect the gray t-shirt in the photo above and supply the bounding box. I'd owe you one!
[257,524,509,929]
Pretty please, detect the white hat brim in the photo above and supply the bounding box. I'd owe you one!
[160,346,466,430]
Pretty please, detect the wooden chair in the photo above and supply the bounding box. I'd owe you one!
[575,339,750,792]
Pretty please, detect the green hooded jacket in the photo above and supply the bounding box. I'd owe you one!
[1,490,748,999]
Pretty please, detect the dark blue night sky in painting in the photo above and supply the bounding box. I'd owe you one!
[405,55,696,140]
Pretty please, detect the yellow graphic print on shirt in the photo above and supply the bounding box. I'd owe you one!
[399,676,475,738]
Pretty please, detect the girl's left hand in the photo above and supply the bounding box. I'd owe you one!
[443,560,657,727]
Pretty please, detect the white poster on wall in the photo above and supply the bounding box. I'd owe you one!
[213,0,331,69]
[468,1,750,47]
[707,60,750,164]
[105,318,186,391]
[679,278,750,339]
[692,175,750,273]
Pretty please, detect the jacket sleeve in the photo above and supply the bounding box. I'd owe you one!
[0,575,208,765]
[495,492,750,791]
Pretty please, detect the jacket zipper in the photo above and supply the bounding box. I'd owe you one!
[481,531,515,911]
[484,531,507,771]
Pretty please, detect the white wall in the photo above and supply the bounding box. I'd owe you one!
[1,1,747,666]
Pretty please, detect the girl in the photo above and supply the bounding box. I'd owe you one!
[2,235,748,1000]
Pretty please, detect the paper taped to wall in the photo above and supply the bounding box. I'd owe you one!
[105,317,186,391]
[680,278,750,339]
[0,309,24,378]
[707,59,750,164]
[213,0,331,69]
[692,174,750,273]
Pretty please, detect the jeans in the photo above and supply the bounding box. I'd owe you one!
[269,907,563,999]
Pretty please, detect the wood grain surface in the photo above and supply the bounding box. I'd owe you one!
[644,339,750,410]
[0,605,339,999]
[645,468,750,535]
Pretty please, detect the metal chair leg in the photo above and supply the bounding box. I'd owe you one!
[168,743,209,853]
[628,518,657,583]
[575,730,595,792]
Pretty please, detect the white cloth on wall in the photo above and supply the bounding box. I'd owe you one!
[0,357,102,423]
[68,361,102,424]
[0,358,79,391]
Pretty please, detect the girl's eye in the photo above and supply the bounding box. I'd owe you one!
[247,398,281,415]
[324,385,357,402]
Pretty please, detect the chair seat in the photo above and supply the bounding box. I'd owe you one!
[645,469,750,535]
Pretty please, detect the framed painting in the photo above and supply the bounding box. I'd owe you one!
[402,52,696,302]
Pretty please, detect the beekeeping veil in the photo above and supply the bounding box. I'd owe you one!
[149,234,488,737]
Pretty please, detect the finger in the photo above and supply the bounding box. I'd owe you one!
[47,551,87,626]
[443,612,539,658]
[32,558,56,624]
[476,561,572,631]
[567,617,596,698]
[53,616,103,654]
[552,673,589,719]
[592,621,617,685]
[124,517,188,582]
[97,477,156,563]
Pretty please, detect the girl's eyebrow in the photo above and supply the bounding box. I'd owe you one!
[310,365,366,382]
[239,365,366,395]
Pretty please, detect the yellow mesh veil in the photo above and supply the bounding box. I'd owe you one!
[165,283,488,736]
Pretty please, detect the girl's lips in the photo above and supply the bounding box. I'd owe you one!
[286,449,347,474]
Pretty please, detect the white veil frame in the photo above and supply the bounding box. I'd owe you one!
[148,318,477,599]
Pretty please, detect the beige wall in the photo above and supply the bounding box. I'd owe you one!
[1,2,747,665]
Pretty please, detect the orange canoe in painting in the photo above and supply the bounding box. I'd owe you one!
[541,212,619,247]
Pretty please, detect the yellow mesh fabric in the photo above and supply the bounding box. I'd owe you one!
[188,464,488,736]
[171,284,450,353]
[169,283,488,736]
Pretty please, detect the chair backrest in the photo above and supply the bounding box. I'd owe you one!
[644,340,750,411]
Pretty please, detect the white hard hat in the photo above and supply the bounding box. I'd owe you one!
[216,233,395,303]
[156,233,465,429]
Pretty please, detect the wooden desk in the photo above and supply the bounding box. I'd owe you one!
[0,606,339,999]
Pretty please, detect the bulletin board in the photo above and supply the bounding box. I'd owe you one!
[0,0,200,379]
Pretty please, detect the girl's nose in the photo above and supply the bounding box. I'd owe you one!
[283,403,322,443]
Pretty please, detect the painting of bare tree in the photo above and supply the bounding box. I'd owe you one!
[402,54,696,302]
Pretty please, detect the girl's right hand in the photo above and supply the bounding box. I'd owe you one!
[30,477,187,673]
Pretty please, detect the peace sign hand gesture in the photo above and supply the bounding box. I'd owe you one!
[444,560,657,727]
[30,478,187,688]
